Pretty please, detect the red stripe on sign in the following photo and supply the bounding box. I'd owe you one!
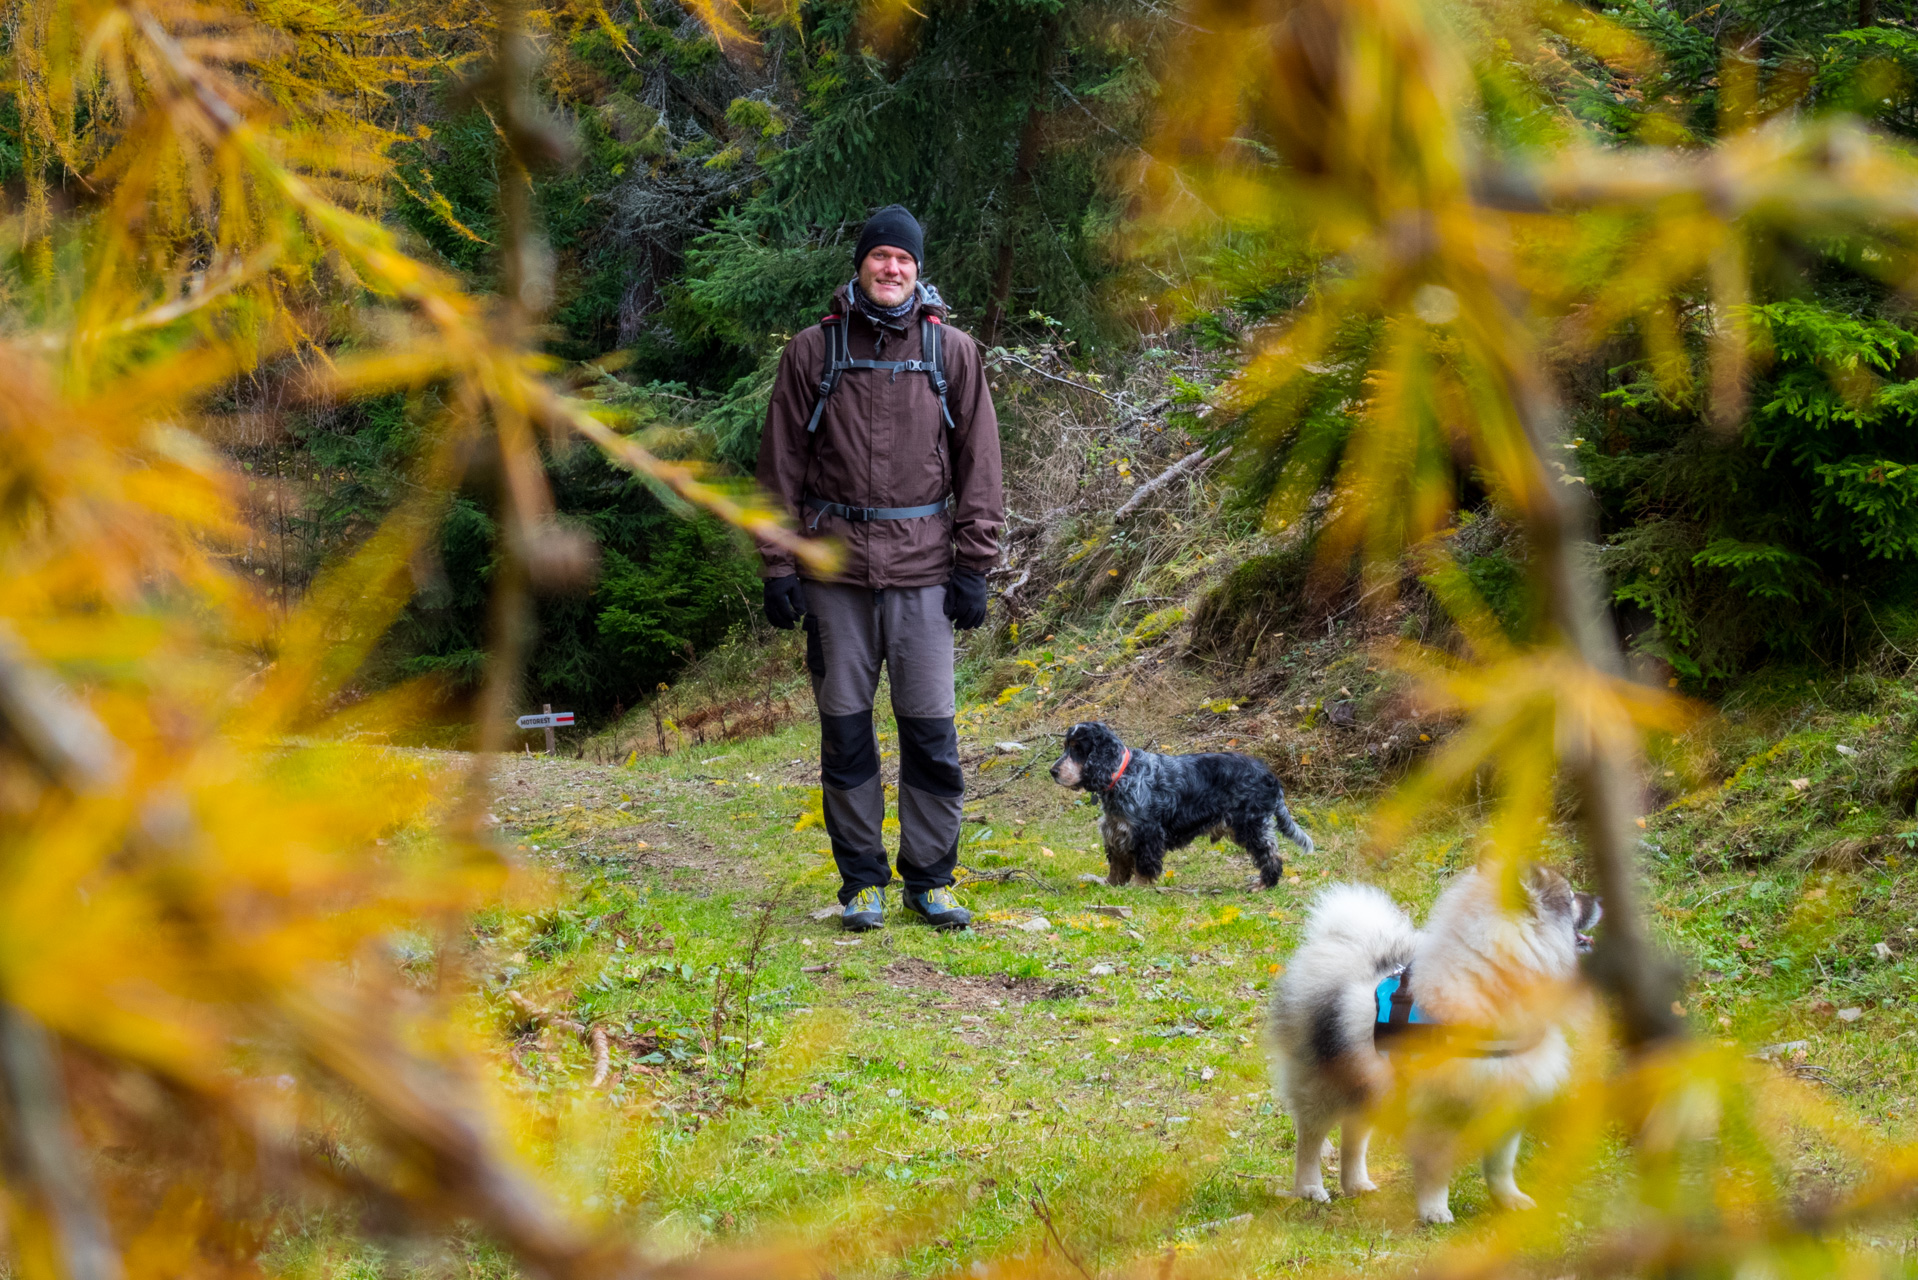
[555,713,575,724]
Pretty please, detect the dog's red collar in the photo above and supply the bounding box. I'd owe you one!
[1105,747,1131,792]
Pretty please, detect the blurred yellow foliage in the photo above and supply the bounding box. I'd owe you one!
[0,1,829,1278]
[4,0,1918,1274]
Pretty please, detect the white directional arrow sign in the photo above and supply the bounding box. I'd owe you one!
[518,705,574,756]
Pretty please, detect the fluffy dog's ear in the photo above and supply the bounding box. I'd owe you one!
[1573,892,1603,932]
[1523,864,1574,920]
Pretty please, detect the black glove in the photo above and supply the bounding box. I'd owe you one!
[763,575,808,630]
[943,568,989,630]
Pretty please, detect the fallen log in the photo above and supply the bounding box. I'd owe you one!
[1114,446,1231,521]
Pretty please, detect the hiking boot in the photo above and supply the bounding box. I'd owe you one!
[904,886,971,930]
[841,885,886,931]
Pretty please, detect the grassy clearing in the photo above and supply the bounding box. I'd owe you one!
[391,629,1918,1278]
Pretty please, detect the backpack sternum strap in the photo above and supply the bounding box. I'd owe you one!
[804,311,954,433]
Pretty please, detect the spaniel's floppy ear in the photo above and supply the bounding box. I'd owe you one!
[1078,723,1129,790]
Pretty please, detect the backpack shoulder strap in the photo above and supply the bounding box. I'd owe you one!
[805,315,848,434]
[922,315,955,430]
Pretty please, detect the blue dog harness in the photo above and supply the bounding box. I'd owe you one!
[1373,965,1432,1045]
[1373,963,1524,1058]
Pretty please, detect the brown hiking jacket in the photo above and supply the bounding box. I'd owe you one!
[755,284,1003,588]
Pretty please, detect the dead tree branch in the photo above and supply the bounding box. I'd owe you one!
[0,626,123,790]
[1114,447,1230,521]
[0,1006,122,1280]
[991,351,1130,407]
[1504,369,1684,1049]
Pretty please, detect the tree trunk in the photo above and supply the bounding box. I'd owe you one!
[982,101,1048,348]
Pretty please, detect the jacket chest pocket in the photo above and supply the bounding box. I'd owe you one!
[805,348,946,499]
[894,386,948,493]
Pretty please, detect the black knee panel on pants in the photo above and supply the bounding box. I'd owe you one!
[820,711,879,790]
[896,714,962,797]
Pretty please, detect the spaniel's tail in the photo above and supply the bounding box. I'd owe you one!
[1275,800,1313,856]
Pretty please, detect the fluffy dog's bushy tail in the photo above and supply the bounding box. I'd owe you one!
[1270,884,1417,1108]
[1275,799,1314,856]
[1293,883,1417,983]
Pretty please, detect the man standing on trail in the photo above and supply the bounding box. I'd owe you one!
[754,204,1004,933]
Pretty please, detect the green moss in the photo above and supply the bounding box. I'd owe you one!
[1123,605,1187,653]
[1188,546,1311,660]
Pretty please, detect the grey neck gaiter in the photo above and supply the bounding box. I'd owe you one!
[850,278,938,327]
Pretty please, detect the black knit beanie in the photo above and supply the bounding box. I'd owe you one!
[853,204,924,268]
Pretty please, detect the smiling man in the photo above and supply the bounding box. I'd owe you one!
[754,204,1004,932]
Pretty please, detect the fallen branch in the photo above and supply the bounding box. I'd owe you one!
[1118,395,1175,430]
[1114,446,1231,521]
[505,990,586,1036]
[991,352,1129,407]
[1029,1183,1096,1280]
[588,1026,611,1089]
[964,752,1049,799]
[509,994,619,1091]
[999,567,1031,601]
[955,864,1047,885]
[1006,504,1075,529]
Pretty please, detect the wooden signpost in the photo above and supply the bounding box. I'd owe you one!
[515,704,575,755]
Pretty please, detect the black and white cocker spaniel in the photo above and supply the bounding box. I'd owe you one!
[1049,721,1313,888]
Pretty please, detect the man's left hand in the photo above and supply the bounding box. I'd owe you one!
[943,568,989,630]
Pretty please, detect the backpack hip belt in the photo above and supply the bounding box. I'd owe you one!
[804,311,954,434]
[804,496,951,530]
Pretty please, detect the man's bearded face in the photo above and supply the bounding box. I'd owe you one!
[859,245,918,308]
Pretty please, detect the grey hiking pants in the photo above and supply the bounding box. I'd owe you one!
[802,581,962,903]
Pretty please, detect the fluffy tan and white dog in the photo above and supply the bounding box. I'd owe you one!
[1267,866,1600,1223]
